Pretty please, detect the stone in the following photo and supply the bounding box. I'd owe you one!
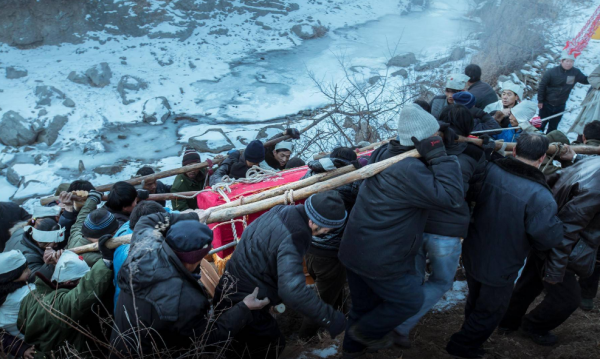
[236,135,249,146]
[67,71,89,85]
[188,129,235,154]
[386,53,418,67]
[38,115,68,146]
[117,75,148,105]
[0,111,39,147]
[391,69,408,78]
[6,66,28,79]
[34,153,49,165]
[368,76,381,85]
[256,124,285,140]
[83,141,105,155]
[35,85,66,106]
[63,98,76,108]
[78,160,85,173]
[142,97,171,125]
[291,24,328,40]
[6,167,22,186]
[449,47,466,61]
[93,164,124,176]
[38,109,48,117]
[85,62,112,88]
[0,153,15,170]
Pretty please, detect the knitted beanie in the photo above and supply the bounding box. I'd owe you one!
[182,147,201,166]
[452,92,476,109]
[244,140,265,164]
[82,209,119,238]
[305,191,347,229]
[165,220,213,264]
[396,103,440,146]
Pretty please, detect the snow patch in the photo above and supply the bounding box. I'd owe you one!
[432,280,468,312]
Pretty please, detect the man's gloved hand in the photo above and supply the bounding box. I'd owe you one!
[411,136,446,161]
[98,234,116,265]
[327,311,347,339]
[480,135,498,160]
[285,128,301,139]
[137,189,149,201]
[438,122,457,146]
[87,190,103,204]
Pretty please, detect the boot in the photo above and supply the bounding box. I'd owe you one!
[580,298,594,311]
[347,325,393,352]
[445,340,485,359]
[392,331,411,348]
[522,328,557,346]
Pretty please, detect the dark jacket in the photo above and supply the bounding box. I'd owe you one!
[264,133,287,171]
[18,261,113,359]
[463,157,564,287]
[66,198,101,267]
[338,140,464,280]
[544,156,600,281]
[58,209,78,244]
[170,171,206,211]
[105,207,130,227]
[4,226,66,282]
[0,329,31,358]
[430,95,448,119]
[538,65,589,107]
[209,150,250,186]
[218,204,339,329]
[111,211,252,355]
[0,202,30,252]
[470,107,501,133]
[151,180,172,207]
[424,142,486,238]
[467,80,499,110]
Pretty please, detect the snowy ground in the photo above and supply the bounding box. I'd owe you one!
[0,0,477,205]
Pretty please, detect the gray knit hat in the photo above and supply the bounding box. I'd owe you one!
[396,103,440,146]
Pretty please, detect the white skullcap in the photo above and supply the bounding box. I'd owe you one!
[274,141,293,151]
[51,251,90,283]
[0,250,27,275]
[24,225,66,243]
[32,205,61,219]
[501,82,524,101]
[511,100,538,124]
[445,74,470,91]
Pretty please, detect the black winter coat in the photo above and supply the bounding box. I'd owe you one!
[463,157,564,287]
[217,204,339,329]
[467,80,499,110]
[338,140,464,280]
[430,95,448,119]
[111,212,252,355]
[0,202,30,252]
[538,65,589,107]
[544,156,600,281]
[424,142,486,238]
[430,96,500,133]
[209,151,251,186]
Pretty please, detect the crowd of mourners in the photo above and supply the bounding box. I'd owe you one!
[1,50,600,359]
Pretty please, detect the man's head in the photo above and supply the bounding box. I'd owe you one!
[464,64,482,85]
[106,182,138,214]
[330,147,358,161]
[509,101,537,126]
[396,103,440,146]
[273,142,292,168]
[452,92,476,109]
[513,132,549,168]
[51,250,90,285]
[25,217,65,250]
[67,180,95,211]
[560,49,576,71]
[135,166,158,193]
[285,157,306,169]
[0,250,30,285]
[181,148,202,179]
[500,82,523,108]
[413,99,431,113]
[129,201,167,230]
[583,120,600,144]
[304,191,347,236]
[445,74,469,103]
[244,140,265,167]
[439,104,474,137]
[82,208,119,243]
[165,220,213,273]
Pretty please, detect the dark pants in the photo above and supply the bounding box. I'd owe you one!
[500,254,581,333]
[299,253,347,339]
[579,250,600,299]
[540,103,566,133]
[342,269,424,353]
[448,272,513,354]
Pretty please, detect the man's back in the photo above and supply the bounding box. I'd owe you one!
[468,81,499,110]
[464,157,563,286]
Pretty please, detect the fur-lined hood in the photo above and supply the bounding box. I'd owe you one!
[494,157,551,192]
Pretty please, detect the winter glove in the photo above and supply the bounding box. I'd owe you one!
[327,312,347,339]
[308,158,358,173]
[284,128,301,139]
[98,234,116,267]
[358,157,369,168]
[411,136,446,161]
[480,135,496,158]
[529,116,542,128]
[438,121,457,146]
[136,189,150,201]
[87,190,103,204]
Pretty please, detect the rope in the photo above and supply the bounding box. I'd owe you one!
[283,189,295,205]
[542,142,564,173]
[169,189,213,199]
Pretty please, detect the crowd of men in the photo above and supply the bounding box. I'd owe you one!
[0,51,599,359]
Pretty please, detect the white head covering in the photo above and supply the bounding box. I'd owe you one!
[445,74,469,91]
[560,49,576,61]
[501,82,524,101]
[51,250,90,283]
[24,225,66,243]
[0,250,27,276]
[511,100,538,124]
[274,141,293,152]
[32,205,61,219]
